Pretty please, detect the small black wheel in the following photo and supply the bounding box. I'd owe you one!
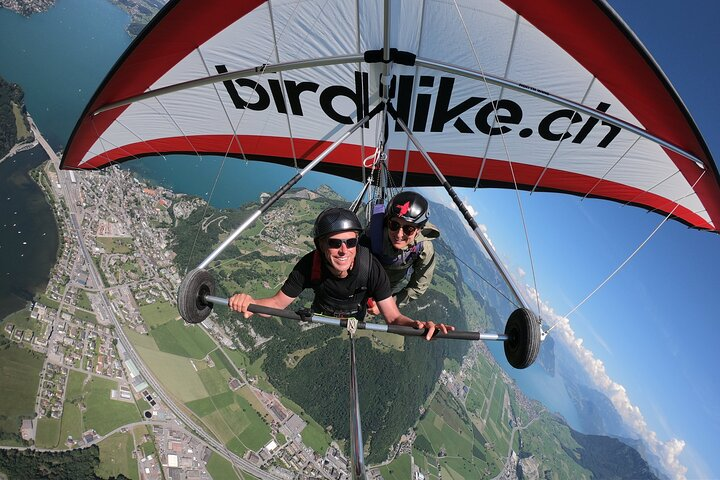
[504,308,541,369]
[177,269,216,324]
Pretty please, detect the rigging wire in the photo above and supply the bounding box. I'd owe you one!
[166,0,309,274]
[545,170,708,335]
[434,242,521,310]
[452,1,542,319]
[530,79,594,194]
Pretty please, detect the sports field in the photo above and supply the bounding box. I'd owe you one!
[35,417,61,449]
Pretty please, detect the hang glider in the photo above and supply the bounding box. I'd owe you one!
[60,0,720,233]
[60,2,720,478]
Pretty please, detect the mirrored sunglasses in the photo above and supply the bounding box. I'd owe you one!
[327,237,359,249]
[388,220,418,235]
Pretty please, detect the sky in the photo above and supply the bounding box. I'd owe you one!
[441,2,720,479]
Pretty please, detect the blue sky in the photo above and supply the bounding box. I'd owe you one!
[447,2,720,478]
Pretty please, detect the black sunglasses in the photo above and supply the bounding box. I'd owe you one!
[388,220,418,235]
[326,237,359,249]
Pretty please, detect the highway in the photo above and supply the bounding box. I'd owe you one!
[30,118,280,480]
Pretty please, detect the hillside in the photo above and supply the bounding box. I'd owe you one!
[0,75,32,159]
[169,186,657,476]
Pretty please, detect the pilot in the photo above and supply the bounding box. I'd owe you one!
[228,207,452,340]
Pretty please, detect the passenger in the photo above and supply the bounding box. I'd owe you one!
[362,191,438,315]
[228,208,453,340]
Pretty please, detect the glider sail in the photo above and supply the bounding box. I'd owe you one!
[61,0,720,232]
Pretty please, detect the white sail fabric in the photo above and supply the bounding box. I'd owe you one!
[61,0,720,231]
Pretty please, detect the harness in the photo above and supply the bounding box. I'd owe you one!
[309,245,372,319]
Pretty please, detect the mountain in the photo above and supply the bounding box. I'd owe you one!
[564,380,632,438]
[565,429,659,480]
[616,436,672,480]
[427,200,558,365]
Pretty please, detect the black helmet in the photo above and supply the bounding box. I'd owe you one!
[387,191,429,225]
[313,208,363,240]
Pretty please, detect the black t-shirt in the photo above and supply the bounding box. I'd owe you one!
[281,246,392,318]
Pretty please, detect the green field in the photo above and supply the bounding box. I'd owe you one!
[206,452,241,480]
[0,344,44,443]
[74,308,98,324]
[123,326,160,351]
[1,309,40,334]
[76,289,93,311]
[379,453,411,480]
[150,319,216,359]
[83,376,140,436]
[35,417,61,449]
[222,347,252,372]
[96,431,138,480]
[35,293,60,311]
[198,366,230,396]
[184,379,271,458]
[59,403,83,446]
[96,236,133,254]
[12,102,31,140]
[66,370,87,401]
[209,348,240,377]
[415,385,500,479]
[132,345,209,403]
[140,300,179,328]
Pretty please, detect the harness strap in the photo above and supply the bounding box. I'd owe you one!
[369,202,386,257]
[311,249,322,284]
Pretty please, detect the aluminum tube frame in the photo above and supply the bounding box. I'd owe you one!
[415,57,706,169]
[197,111,377,270]
[391,114,531,312]
[349,337,366,480]
[94,54,364,115]
[202,296,509,341]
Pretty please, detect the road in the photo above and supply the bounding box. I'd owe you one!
[30,118,280,480]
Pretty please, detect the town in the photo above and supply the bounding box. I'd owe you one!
[1,112,543,480]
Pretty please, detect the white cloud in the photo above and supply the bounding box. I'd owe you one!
[472,222,496,253]
[528,291,688,480]
[464,200,479,218]
[481,223,689,480]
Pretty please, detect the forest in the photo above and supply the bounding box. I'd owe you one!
[0,75,31,159]
[0,446,129,479]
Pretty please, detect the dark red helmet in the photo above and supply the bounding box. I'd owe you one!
[387,192,429,226]
[313,208,363,240]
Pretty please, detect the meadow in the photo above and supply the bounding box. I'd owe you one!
[139,300,178,328]
[96,431,138,480]
[0,344,44,445]
[96,237,133,254]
